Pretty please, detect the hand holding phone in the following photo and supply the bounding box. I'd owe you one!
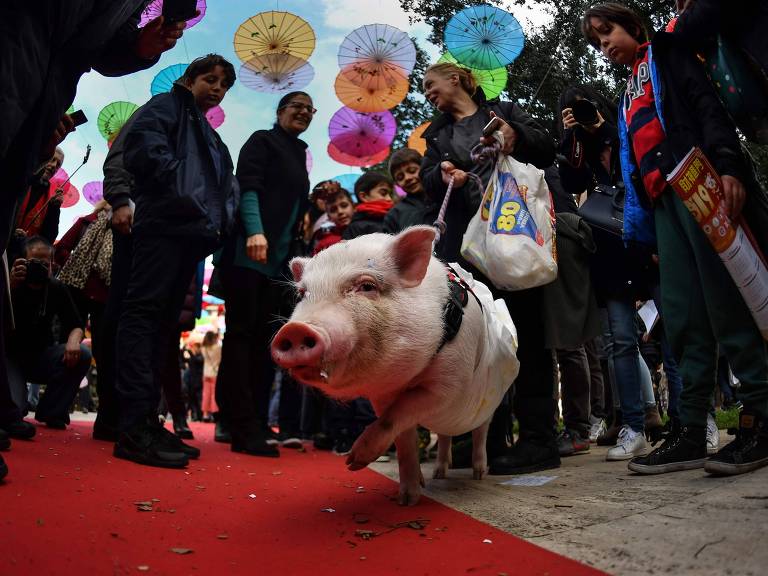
[482,116,503,137]
[69,110,88,127]
[162,0,198,25]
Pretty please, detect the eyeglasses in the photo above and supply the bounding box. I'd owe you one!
[281,102,317,114]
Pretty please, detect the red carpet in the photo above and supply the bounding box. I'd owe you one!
[1,421,604,575]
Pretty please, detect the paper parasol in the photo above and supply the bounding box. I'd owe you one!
[140,0,207,29]
[335,67,408,113]
[306,149,313,174]
[328,107,396,158]
[444,5,524,70]
[50,169,80,208]
[240,54,314,93]
[205,106,225,129]
[338,24,416,88]
[83,181,104,205]
[406,121,431,155]
[327,142,390,168]
[437,52,508,99]
[97,101,139,142]
[233,11,315,63]
[151,63,188,96]
[329,173,361,197]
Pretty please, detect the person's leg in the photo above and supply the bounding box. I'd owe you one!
[32,344,91,426]
[585,337,607,420]
[556,346,591,455]
[160,331,192,438]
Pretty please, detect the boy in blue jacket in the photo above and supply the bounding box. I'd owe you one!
[115,54,239,469]
[582,3,768,476]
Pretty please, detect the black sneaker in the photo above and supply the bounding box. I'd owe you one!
[0,419,36,440]
[263,426,279,446]
[277,431,303,449]
[231,422,280,458]
[93,418,119,442]
[114,416,189,469]
[705,411,768,476]
[333,436,354,456]
[172,414,194,440]
[158,425,200,459]
[312,432,334,451]
[0,429,10,451]
[0,453,7,481]
[488,440,560,475]
[628,420,706,474]
[557,429,590,456]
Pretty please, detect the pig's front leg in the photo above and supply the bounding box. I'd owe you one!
[432,434,452,479]
[394,426,424,506]
[346,388,432,471]
[471,419,491,480]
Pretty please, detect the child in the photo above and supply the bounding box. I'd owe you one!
[115,54,238,468]
[342,172,394,239]
[582,3,768,475]
[383,148,438,233]
[313,187,355,255]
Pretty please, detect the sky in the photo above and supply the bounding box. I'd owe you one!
[56,0,548,235]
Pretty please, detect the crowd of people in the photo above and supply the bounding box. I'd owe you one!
[1,0,767,489]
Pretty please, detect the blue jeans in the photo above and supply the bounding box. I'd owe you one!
[604,297,645,433]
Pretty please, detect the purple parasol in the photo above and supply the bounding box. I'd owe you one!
[83,181,104,206]
[140,0,207,29]
[328,107,396,158]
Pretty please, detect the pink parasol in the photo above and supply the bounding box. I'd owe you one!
[328,107,396,159]
[306,149,313,174]
[327,142,390,168]
[139,0,207,29]
[205,106,225,129]
[49,169,80,208]
[82,181,104,205]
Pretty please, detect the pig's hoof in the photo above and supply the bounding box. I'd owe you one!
[432,464,448,479]
[398,485,421,506]
[472,466,488,480]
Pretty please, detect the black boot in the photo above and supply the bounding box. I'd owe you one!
[0,419,36,440]
[0,428,10,451]
[231,420,279,458]
[93,416,119,442]
[114,415,189,469]
[214,418,231,443]
[628,419,706,474]
[705,411,768,475]
[172,413,194,440]
[0,453,7,481]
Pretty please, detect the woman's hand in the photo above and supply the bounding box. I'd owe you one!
[440,161,468,188]
[135,16,187,60]
[479,111,517,155]
[562,108,578,130]
[246,234,268,263]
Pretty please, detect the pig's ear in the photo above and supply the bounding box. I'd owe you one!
[289,257,310,282]
[391,226,435,288]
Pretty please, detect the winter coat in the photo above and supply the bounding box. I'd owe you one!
[342,200,393,240]
[420,91,555,262]
[0,1,158,205]
[618,32,761,248]
[123,84,239,239]
[382,193,439,234]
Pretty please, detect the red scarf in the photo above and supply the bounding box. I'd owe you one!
[355,199,393,218]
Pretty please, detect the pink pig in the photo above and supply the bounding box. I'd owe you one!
[271,226,518,505]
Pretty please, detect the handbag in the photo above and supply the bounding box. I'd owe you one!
[577,184,624,238]
[460,153,557,291]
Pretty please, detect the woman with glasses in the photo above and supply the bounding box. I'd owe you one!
[215,91,315,457]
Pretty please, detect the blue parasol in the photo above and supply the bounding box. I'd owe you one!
[150,63,189,96]
[329,173,361,200]
[444,5,524,70]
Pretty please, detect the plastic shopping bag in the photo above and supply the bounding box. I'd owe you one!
[460,154,557,291]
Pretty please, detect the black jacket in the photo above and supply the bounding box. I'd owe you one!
[382,193,439,234]
[124,85,239,238]
[343,211,387,240]
[236,125,310,245]
[0,1,158,207]
[420,92,555,262]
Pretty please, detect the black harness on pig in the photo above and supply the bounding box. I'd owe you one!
[438,265,481,353]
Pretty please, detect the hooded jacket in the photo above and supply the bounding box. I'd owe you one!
[420,90,555,262]
[123,84,239,239]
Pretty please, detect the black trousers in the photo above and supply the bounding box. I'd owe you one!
[556,346,591,438]
[217,265,302,432]
[116,234,213,431]
[158,329,186,418]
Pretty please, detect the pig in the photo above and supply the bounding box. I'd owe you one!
[271,226,519,505]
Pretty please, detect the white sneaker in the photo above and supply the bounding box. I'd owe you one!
[589,418,607,443]
[606,425,648,461]
[706,413,720,455]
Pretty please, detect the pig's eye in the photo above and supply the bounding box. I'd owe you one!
[355,281,379,295]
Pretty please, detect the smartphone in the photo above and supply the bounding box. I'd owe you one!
[482,116,503,137]
[69,109,88,127]
[162,0,198,24]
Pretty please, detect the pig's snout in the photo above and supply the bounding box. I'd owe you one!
[271,322,326,369]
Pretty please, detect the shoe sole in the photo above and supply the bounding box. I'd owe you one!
[488,456,561,476]
[704,456,768,476]
[231,446,280,458]
[628,458,706,474]
[606,449,648,461]
[113,445,189,469]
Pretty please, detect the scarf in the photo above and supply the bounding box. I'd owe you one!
[356,199,393,218]
[58,210,113,290]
